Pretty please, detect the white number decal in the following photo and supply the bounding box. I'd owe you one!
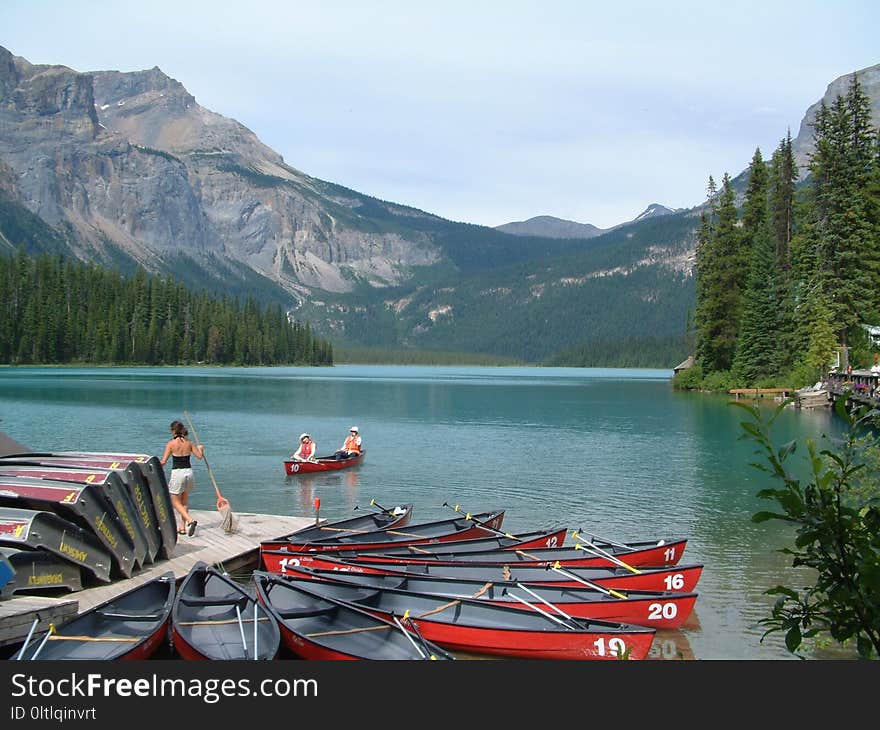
[593,637,628,657]
[648,602,678,620]
[663,573,685,590]
[544,536,559,548]
[663,546,676,562]
[279,556,301,573]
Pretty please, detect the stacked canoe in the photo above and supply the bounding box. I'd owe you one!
[0,451,176,598]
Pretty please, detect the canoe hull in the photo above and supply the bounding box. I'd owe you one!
[284,451,364,475]
[15,572,175,660]
[273,576,655,660]
[261,509,506,555]
[268,553,704,593]
[172,561,281,661]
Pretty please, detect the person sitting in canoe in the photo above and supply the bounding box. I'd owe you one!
[333,426,362,460]
[292,433,318,463]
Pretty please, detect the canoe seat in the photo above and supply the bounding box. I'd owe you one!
[178,595,249,607]
[275,605,337,620]
[97,609,164,622]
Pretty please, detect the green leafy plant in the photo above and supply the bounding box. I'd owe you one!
[733,396,880,659]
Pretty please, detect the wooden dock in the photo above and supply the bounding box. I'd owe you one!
[0,508,311,649]
[728,388,793,399]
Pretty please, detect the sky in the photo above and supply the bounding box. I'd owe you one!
[2,1,879,230]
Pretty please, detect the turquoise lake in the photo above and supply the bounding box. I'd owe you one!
[0,364,847,660]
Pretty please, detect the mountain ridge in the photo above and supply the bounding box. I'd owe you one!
[1,45,877,364]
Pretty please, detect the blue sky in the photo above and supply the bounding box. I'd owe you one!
[2,1,878,229]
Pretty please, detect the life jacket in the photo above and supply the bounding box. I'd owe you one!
[344,435,361,453]
[300,441,314,459]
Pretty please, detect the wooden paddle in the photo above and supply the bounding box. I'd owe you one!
[183,412,238,534]
[571,531,641,574]
[443,502,517,539]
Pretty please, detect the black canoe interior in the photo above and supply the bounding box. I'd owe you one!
[343,529,559,557]
[254,573,452,660]
[277,575,651,634]
[17,573,175,660]
[284,503,413,542]
[301,509,504,547]
[173,563,280,660]
[360,538,686,564]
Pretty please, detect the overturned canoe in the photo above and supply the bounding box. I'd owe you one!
[0,475,136,578]
[0,453,176,560]
[0,506,113,583]
[0,546,83,596]
[0,464,154,567]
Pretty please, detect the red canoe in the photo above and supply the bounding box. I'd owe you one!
[263,552,704,593]
[276,564,699,629]
[259,509,506,555]
[275,503,414,544]
[334,537,688,569]
[284,451,365,476]
[269,573,656,659]
[261,527,567,573]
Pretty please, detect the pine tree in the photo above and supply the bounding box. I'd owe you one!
[733,149,777,383]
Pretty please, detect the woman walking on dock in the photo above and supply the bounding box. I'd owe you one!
[160,419,204,537]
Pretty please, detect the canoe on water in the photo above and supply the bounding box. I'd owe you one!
[284,450,365,475]
[260,526,569,573]
[280,564,699,629]
[253,571,456,660]
[278,503,414,544]
[264,551,704,593]
[171,562,280,660]
[268,573,656,660]
[339,537,689,569]
[259,509,506,555]
[13,572,176,660]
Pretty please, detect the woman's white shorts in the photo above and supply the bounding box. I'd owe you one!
[168,468,195,495]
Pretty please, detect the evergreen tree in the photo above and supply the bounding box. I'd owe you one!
[733,149,776,383]
[696,173,742,372]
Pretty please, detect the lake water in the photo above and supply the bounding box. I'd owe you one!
[0,364,847,660]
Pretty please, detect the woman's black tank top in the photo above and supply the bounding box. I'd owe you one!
[172,454,191,469]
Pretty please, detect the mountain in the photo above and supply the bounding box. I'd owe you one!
[494,215,605,239]
[1,46,877,365]
[791,62,880,176]
[494,204,681,240]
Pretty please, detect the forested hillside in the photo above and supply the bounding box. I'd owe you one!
[0,250,333,366]
[683,73,880,390]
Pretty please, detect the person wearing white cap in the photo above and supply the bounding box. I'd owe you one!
[291,433,318,463]
[333,426,362,460]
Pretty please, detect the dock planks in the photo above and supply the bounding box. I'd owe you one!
[0,508,312,649]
